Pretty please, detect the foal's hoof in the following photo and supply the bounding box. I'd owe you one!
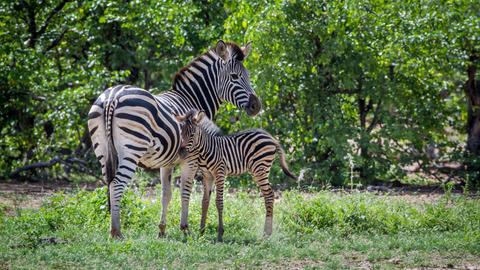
[216,227,224,242]
[158,224,166,238]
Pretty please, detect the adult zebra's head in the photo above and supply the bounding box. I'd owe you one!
[215,40,262,116]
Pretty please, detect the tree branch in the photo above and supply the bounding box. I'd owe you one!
[21,0,38,48]
[10,157,62,177]
[36,0,70,38]
[10,156,102,183]
[42,27,68,54]
[366,98,373,113]
[367,100,382,133]
[331,88,359,95]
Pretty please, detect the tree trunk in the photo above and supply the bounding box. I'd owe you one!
[463,54,480,187]
[358,97,373,182]
[357,74,374,183]
[465,58,480,154]
[144,68,151,90]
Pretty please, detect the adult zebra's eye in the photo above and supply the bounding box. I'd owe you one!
[230,73,239,80]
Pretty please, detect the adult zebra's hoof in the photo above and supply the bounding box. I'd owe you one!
[262,232,272,239]
[180,224,190,236]
[110,228,124,239]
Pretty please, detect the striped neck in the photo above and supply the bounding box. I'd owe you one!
[194,127,221,160]
[172,51,223,119]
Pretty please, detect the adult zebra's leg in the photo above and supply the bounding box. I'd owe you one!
[179,160,198,234]
[109,155,141,239]
[253,170,274,236]
[200,172,214,234]
[158,166,174,237]
[214,173,226,242]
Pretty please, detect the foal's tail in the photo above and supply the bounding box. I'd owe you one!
[275,141,297,180]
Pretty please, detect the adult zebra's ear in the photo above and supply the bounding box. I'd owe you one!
[215,40,228,61]
[192,110,206,125]
[241,42,252,59]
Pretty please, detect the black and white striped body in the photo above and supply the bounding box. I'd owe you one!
[192,128,278,177]
[175,111,296,240]
[88,41,261,238]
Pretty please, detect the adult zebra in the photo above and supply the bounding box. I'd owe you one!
[88,41,261,238]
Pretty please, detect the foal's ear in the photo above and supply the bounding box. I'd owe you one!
[173,112,187,122]
[192,110,206,125]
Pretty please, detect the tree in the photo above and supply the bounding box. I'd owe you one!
[0,0,227,178]
[221,0,476,186]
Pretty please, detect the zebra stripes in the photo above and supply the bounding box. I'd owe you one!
[174,110,297,241]
[88,41,261,238]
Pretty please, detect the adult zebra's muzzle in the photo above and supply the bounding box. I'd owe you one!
[245,94,261,116]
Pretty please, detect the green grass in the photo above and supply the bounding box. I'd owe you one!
[1,187,479,269]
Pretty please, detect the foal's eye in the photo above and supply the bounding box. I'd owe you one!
[230,73,239,80]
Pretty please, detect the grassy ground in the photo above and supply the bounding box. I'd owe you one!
[0,186,479,269]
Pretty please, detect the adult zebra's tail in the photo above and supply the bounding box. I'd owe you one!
[275,141,297,180]
[105,98,118,212]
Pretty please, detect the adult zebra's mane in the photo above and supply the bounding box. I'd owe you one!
[198,116,223,136]
[171,42,246,90]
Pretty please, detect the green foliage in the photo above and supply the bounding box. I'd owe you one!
[1,1,479,186]
[217,0,479,185]
[279,191,480,235]
[0,0,225,178]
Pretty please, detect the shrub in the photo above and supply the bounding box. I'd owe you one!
[279,191,480,235]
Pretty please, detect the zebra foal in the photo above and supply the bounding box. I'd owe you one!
[174,110,297,241]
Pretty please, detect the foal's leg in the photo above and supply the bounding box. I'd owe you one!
[200,172,214,234]
[214,172,226,242]
[179,160,198,234]
[253,170,274,236]
[158,166,173,237]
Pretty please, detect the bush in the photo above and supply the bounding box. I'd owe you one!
[279,191,480,235]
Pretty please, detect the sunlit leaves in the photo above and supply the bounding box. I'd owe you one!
[220,0,477,185]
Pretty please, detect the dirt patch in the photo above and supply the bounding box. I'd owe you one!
[0,192,50,214]
[0,180,100,212]
[344,252,480,270]
[417,252,480,270]
[262,259,324,269]
[0,180,99,194]
[389,193,444,204]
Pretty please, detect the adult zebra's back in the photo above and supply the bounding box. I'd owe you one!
[88,41,261,238]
